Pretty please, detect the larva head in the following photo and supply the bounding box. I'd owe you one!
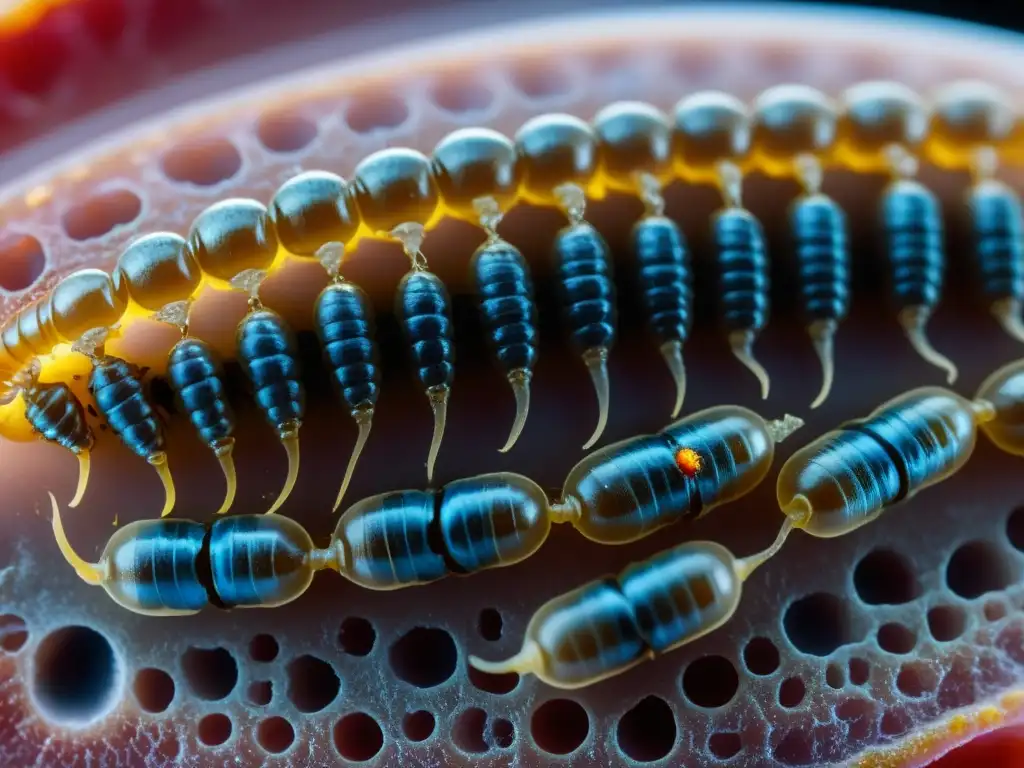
[671,90,751,184]
[269,171,360,257]
[750,84,837,177]
[114,232,201,313]
[833,80,929,172]
[431,127,520,222]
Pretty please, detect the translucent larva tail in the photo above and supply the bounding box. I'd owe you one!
[734,515,796,582]
[898,306,958,384]
[659,340,687,418]
[468,640,545,678]
[68,450,91,508]
[49,492,104,585]
[266,423,301,516]
[808,319,837,410]
[728,330,771,400]
[149,452,176,518]
[992,298,1024,344]
[333,406,373,513]
[426,386,449,483]
[499,370,531,454]
[581,347,610,450]
[213,439,237,516]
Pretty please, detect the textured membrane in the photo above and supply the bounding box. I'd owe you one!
[2,4,1024,767]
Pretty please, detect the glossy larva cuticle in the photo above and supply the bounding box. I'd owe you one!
[269,170,360,257]
[234,274,305,516]
[558,404,802,545]
[114,232,201,313]
[777,387,984,538]
[468,524,793,689]
[185,198,279,283]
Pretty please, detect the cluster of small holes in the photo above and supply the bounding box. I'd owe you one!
[61,188,142,241]
[256,716,294,754]
[743,636,780,675]
[0,232,45,292]
[388,627,457,688]
[286,655,340,713]
[249,633,279,662]
[682,655,739,708]
[468,664,519,695]
[32,626,120,726]
[345,93,410,135]
[946,540,1014,598]
[403,710,435,742]
[896,661,938,698]
[161,137,242,187]
[848,657,870,686]
[616,696,677,762]
[452,708,489,754]
[0,614,28,653]
[928,605,967,641]
[531,699,589,755]
[478,608,502,641]
[133,667,175,713]
[877,623,916,655]
[255,109,318,154]
[198,713,232,747]
[826,663,845,689]
[853,549,919,605]
[709,732,743,761]
[779,677,806,708]
[181,646,238,701]
[334,712,384,762]
[338,617,375,656]
[247,680,272,706]
[507,60,575,101]
[783,593,858,656]
[985,600,1008,621]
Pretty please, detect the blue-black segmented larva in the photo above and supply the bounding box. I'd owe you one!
[154,299,237,516]
[880,149,959,384]
[72,327,176,518]
[470,232,538,452]
[713,170,772,399]
[555,405,803,545]
[515,113,616,449]
[631,183,693,417]
[790,160,851,409]
[351,147,452,483]
[232,269,305,516]
[467,525,794,689]
[313,242,381,511]
[966,150,1024,342]
[432,128,536,453]
[778,388,989,538]
[0,359,93,508]
[395,264,456,483]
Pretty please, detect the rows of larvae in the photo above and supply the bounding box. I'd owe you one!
[46,353,1024,691]
[2,78,1024,520]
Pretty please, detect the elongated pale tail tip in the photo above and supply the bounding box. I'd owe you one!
[992,298,1024,344]
[808,320,836,410]
[68,450,91,508]
[581,348,610,451]
[499,370,531,454]
[49,491,104,586]
[333,408,374,513]
[266,428,301,516]
[899,306,958,385]
[734,515,796,582]
[728,330,771,400]
[468,640,544,678]
[149,453,176,518]
[426,387,450,484]
[659,341,687,418]
[213,442,237,516]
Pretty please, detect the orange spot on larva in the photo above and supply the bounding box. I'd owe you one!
[675,447,702,477]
